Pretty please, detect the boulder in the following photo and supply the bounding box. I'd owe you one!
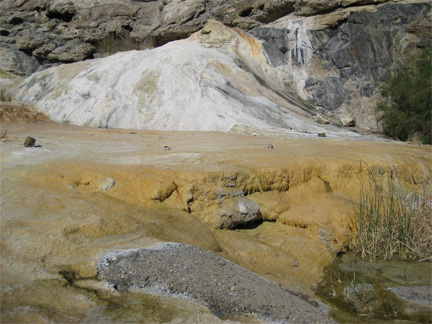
[218,197,262,229]
[47,39,95,62]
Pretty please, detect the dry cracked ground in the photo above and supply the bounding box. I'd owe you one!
[1,104,431,323]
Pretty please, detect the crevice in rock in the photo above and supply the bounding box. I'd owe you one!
[234,219,264,230]
[9,17,24,25]
[59,269,79,285]
[239,8,253,18]
[46,10,75,23]
[296,1,388,17]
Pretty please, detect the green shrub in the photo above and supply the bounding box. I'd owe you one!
[344,277,378,318]
[377,48,431,144]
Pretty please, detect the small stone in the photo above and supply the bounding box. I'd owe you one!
[318,133,326,137]
[98,178,116,192]
[267,144,274,149]
[340,116,356,127]
[163,146,171,150]
[24,136,36,147]
[129,132,137,135]
[314,114,330,124]
[158,136,165,139]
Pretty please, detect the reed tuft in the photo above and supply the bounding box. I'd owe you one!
[353,163,432,261]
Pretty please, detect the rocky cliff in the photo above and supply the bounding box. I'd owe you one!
[1,0,431,131]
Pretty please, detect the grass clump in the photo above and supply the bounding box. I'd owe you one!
[353,163,432,261]
[377,47,431,144]
[0,89,12,102]
[344,275,378,318]
[1,128,7,141]
[98,33,154,56]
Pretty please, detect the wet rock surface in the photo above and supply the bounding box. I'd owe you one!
[98,243,336,323]
[388,286,432,308]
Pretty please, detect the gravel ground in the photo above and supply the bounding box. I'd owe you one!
[98,243,336,324]
[388,286,432,308]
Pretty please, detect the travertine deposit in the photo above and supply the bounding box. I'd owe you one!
[14,20,353,136]
[1,113,430,322]
[1,0,430,130]
[0,0,431,322]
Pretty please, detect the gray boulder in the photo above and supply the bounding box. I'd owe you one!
[47,39,94,62]
[219,198,262,229]
[97,243,335,323]
[0,45,40,76]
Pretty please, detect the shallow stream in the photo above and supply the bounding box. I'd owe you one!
[316,253,432,323]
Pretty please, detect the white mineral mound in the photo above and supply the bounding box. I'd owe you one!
[17,20,356,137]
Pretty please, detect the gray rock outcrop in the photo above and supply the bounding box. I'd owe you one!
[1,0,430,132]
[250,1,431,129]
[388,286,432,308]
[97,243,336,323]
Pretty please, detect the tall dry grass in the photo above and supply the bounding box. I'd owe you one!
[353,163,432,261]
[98,33,154,56]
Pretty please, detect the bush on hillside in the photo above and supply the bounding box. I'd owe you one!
[377,47,431,144]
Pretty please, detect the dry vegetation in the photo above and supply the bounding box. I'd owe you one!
[353,164,432,261]
[0,103,49,124]
[97,33,154,57]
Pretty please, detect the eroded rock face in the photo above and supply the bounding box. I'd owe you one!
[252,2,431,129]
[0,0,424,70]
[97,243,336,323]
[16,20,357,137]
[1,0,431,133]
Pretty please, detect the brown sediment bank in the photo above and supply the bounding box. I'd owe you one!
[1,116,431,322]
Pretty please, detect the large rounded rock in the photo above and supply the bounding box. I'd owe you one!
[218,197,262,229]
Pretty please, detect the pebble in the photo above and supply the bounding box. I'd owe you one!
[24,136,36,147]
